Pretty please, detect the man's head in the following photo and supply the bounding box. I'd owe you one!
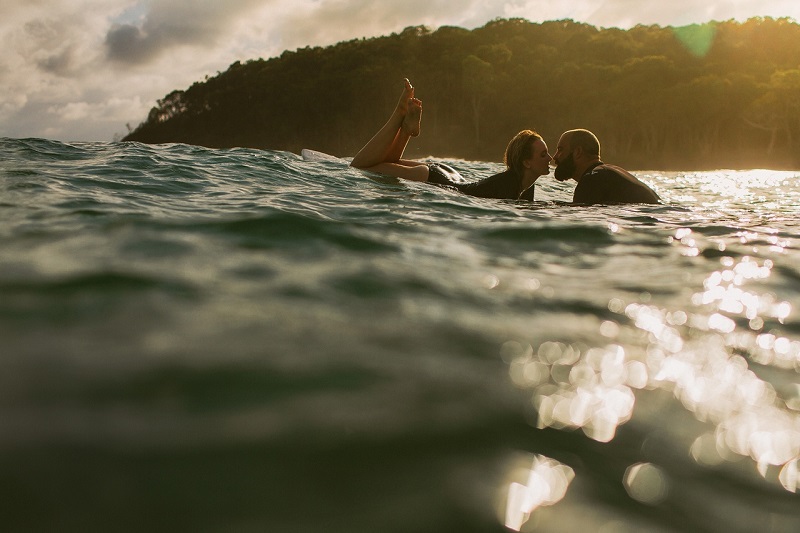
[553,129,601,182]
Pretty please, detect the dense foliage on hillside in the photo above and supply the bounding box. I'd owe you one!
[123,17,800,169]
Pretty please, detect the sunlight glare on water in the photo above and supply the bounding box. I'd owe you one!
[503,454,575,531]
[507,216,800,501]
[508,341,641,443]
[623,463,669,505]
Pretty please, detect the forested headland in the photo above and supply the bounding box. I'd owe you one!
[123,17,800,169]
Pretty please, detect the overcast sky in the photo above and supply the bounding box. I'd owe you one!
[2,0,798,142]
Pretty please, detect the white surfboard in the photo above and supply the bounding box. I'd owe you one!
[301,148,347,164]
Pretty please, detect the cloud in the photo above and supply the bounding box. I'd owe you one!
[270,0,515,53]
[1,0,800,142]
[20,18,83,76]
[106,24,153,63]
[577,0,738,28]
[105,0,272,64]
[0,1,152,139]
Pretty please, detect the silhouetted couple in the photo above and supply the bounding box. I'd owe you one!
[350,79,660,205]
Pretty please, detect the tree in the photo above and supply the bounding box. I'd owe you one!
[744,69,800,157]
[462,55,494,146]
[123,17,800,169]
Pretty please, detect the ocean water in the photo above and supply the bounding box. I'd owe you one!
[1,137,799,532]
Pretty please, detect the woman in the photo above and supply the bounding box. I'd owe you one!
[350,79,552,201]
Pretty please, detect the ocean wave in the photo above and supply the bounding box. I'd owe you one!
[1,138,799,532]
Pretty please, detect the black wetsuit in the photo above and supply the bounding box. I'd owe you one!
[427,163,535,201]
[573,162,660,205]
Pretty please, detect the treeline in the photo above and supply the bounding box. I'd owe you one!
[124,17,800,169]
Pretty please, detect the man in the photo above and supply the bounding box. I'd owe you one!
[553,129,661,205]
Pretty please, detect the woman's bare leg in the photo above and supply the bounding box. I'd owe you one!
[383,97,423,163]
[351,79,422,170]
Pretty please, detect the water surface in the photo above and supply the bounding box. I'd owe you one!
[1,138,799,532]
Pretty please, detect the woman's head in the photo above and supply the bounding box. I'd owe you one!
[504,130,551,178]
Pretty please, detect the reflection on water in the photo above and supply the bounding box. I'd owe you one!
[623,462,669,505]
[507,341,641,443]
[503,454,575,531]
[504,223,799,526]
[781,459,799,493]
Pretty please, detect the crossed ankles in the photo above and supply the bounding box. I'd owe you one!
[402,98,422,137]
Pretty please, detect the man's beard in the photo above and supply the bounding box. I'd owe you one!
[554,152,575,182]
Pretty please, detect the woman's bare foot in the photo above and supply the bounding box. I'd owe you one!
[395,78,415,117]
[402,98,422,137]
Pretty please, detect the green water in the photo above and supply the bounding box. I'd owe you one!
[1,138,799,532]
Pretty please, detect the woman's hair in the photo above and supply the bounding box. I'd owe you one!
[504,130,543,175]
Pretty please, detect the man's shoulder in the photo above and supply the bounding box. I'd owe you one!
[575,162,660,204]
[589,163,634,178]
[585,163,644,186]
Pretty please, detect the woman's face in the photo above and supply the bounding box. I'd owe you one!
[524,139,553,177]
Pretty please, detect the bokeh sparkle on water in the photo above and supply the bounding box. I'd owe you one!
[503,168,800,529]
